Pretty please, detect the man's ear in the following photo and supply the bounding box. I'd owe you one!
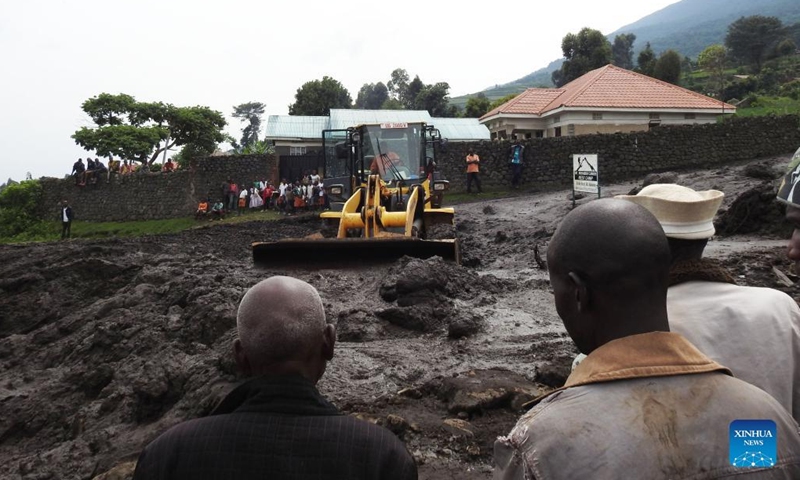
[568,271,589,313]
[322,324,336,361]
[233,338,252,376]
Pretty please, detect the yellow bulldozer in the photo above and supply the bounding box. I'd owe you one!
[252,121,459,265]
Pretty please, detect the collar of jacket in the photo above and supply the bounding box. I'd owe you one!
[524,332,731,409]
[211,374,341,417]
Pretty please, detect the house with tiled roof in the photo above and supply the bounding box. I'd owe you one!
[479,64,735,140]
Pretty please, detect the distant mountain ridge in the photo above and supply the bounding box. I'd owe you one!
[451,0,800,108]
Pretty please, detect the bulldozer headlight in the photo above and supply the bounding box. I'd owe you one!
[329,185,344,196]
[433,181,448,191]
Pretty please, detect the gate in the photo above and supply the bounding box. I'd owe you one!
[278,152,325,182]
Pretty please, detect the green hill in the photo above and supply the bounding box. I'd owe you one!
[451,0,800,109]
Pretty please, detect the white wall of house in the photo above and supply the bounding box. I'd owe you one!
[486,109,728,139]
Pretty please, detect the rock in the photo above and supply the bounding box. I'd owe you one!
[743,163,780,180]
[385,414,409,434]
[432,369,543,414]
[447,314,485,339]
[482,205,496,215]
[92,460,137,480]
[442,418,475,438]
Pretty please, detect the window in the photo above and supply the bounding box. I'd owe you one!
[555,127,562,137]
[592,113,603,120]
[552,115,561,124]
[567,124,575,136]
[290,146,307,155]
[684,113,696,119]
[649,113,661,120]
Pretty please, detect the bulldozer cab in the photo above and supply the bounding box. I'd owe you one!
[322,122,443,204]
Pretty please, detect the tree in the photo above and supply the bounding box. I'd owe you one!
[653,49,682,84]
[381,98,404,109]
[355,82,389,109]
[232,102,266,148]
[387,68,409,102]
[288,76,352,115]
[725,15,784,72]
[636,42,657,76]
[0,180,42,239]
[413,82,458,117]
[72,93,227,166]
[612,33,636,70]
[402,76,425,109]
[552,28,612,87]
[698,44,727,97]
[775,38,797,58]
[464,93,491,118]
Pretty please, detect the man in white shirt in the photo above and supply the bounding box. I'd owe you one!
[619,183,800,421]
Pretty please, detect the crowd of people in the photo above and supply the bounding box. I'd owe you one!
[134,152,800,479]
[195,170,329,221]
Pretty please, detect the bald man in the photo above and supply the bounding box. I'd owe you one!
[494,199,800,480]
[133,276,417,480]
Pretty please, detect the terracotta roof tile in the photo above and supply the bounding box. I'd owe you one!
[480,65,734,120]
[481,88,565,119]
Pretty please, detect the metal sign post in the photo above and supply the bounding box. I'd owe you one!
[572,154,600,208]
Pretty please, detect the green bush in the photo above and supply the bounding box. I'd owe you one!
[779,80,800,100]
[0,180,43,238]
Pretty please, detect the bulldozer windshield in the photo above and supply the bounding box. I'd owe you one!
[362,123,423,182]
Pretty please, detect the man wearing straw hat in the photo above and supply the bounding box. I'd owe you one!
[619,184,800,421]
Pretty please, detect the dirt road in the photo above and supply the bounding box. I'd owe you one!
[0,153,797,479]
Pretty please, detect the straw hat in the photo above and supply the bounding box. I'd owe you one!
[616,184,724,239]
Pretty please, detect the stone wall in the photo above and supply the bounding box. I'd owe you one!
[437,115,800,192]
[37,116,800,221]
[40,154,277,222]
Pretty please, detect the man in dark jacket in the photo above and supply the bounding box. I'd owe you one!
[133,276,417,480]
[60,200,73,239]
[508,138,525,189]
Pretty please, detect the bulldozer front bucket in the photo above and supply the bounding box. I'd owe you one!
[252,237,460,268]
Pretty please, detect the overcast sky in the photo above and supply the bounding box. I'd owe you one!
[0,0,681,183]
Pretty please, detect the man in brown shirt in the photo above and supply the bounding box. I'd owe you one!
[494,199,800,479]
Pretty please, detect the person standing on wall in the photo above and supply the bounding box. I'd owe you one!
[508,137,525,189]
[60,200,73,240]
[465,149,482,194]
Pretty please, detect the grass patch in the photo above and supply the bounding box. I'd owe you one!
[0,208,285,244]
[736,96,800,117]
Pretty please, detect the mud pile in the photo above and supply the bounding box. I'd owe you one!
[715,182,791,238]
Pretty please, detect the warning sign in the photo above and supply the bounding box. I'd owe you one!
[573,154,599,194]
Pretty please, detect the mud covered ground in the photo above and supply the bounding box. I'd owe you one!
[1,154,798,480]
